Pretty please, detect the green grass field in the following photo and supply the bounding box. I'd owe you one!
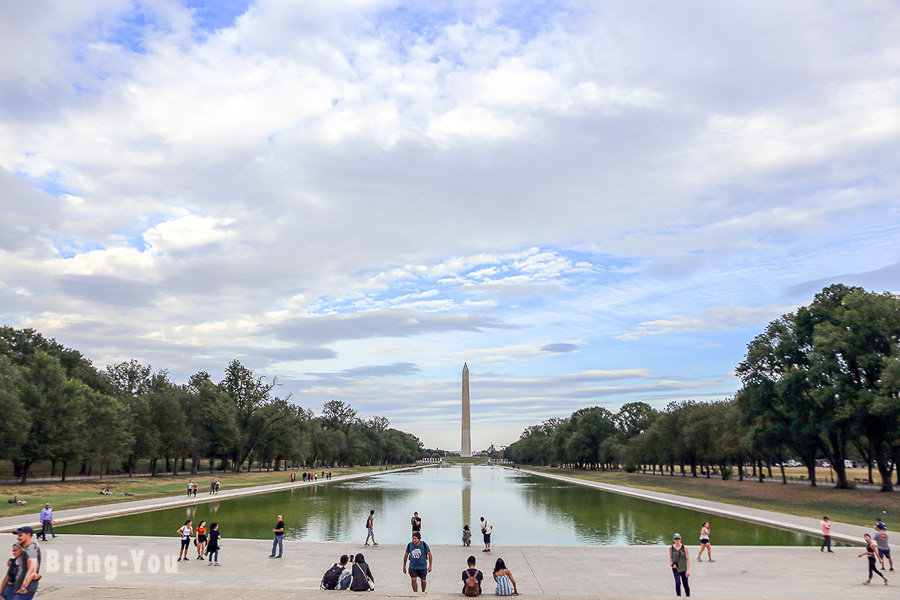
[524,467,899,527]
[0,465,402,518]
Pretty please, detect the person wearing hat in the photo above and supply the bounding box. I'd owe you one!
[11,526,41,599]
[875,523,894,572]
[38,504,55,542]
[669,533,690,597]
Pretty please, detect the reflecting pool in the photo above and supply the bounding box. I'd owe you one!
[58,465,821,545]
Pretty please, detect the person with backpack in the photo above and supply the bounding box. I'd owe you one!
[365,510,377,547]
[461,555,483,596]
[321,555,351,590]
[349,553,375,591]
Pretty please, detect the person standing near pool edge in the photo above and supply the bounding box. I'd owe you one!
[820,516,833,553]
[402,531,433,593]
[270,514,284,558]
[411,512,422,535]
[480,517,492,552]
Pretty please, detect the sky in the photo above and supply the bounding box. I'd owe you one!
[1,1,899,452]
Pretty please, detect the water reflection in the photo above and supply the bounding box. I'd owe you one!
[58,466,820,546]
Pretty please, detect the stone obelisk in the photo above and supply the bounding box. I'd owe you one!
[461,363,472,457]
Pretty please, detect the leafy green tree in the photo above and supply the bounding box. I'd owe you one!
[220,360,284,472]
[16,352,89,483]
[0,357,30,460]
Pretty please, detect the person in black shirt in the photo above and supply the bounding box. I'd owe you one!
[411,512,422,534]
[349,553,374,591]
[270,515,285,558]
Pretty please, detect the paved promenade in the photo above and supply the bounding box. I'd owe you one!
[30,537,893,600]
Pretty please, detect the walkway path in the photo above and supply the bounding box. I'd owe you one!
[32,537,892,600]
[521,469,874,546]
[0,466,421,533]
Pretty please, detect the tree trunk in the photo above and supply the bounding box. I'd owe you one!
[50,459,57,478]
[780,462,787,484]
[61,460,69,482]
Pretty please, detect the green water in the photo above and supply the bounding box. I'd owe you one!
[59,465,821,546]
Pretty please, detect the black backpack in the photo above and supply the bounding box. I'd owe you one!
[321,563,344,590]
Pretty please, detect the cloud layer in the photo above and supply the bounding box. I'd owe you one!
[2,0,899,450]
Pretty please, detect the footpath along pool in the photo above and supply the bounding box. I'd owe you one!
[58,464,822,545]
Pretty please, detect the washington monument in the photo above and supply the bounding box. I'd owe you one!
[461,363,471,457]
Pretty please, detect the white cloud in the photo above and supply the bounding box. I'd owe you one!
[616,304,796,341]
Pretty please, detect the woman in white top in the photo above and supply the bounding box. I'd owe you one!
[176,520,193,562]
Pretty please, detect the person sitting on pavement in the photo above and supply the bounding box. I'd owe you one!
[462,555,484,596]
[349,553,375,591]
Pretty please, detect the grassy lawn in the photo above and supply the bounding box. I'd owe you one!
[525,467,899,527]
[0,465,402,519]
[443,457,490,464]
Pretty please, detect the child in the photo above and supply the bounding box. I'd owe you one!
[463,524,472,547]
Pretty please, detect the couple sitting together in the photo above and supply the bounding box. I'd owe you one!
[462,556,518,596]
[321,554,374,591]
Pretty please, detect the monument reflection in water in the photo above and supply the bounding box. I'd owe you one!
[58,465,820,546]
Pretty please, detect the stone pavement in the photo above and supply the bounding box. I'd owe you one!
[523,469,877,546]
[0,466,422,533]
[28,536,895,600]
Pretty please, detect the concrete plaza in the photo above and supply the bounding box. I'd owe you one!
[28,536,893,600]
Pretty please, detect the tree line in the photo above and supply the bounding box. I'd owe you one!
[505,285,900,492]
[0,327,423,483]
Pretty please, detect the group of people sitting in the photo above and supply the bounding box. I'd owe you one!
[320,554,518,596]
[6,497,26,506]
[320,554,375,591]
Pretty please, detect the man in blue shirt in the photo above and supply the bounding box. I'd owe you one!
[38,504,55,541]
[402,532,433,592]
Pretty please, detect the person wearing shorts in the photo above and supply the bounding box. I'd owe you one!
[875,524,894,571]
[480,517,492,552]
[402,532,432,592]
[176,520,192,562]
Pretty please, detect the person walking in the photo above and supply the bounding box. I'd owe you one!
[195,520,208,560]
[1,542,23,599]
[177,520,193,562]
[462,555,483,596]
[192,481,198,497]
[669,533,691,597]
[697,522,713,562]
[38,504,55,542]
[209,480,216,495]
[270,515,284,558]
[859,533,888,585]
[875,524,894,572]
[214,480,220,494]
[480,517,493,552]
[365,510,377,547]
[402,532,433,593]
[463,524,472,547]
[187,481,193,497]
[820,516,833,553]
[12,526,41,599]
[492,557,518,596]
[411,512,422,535]
[207,523,221,566]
